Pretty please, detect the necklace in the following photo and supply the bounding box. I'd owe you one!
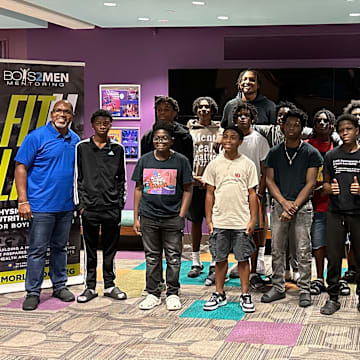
[284,140,303,166]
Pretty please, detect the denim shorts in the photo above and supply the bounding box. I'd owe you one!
[187,187,206,223]
[310,212,327,249]
[209,228,256,262]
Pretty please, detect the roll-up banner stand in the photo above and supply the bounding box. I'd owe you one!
[0,59,84,293]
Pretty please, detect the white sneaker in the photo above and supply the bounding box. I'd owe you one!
[203,292,227,311]
[139,294,161,310]
[166,295,181,311]
[240,294,255,313]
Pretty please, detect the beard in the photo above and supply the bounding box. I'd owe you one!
[53,119,69,129]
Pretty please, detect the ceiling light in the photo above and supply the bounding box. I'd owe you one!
[349,12,360,16]
[104,2,117,6]
[217,15,229,20]
[192,1,206,5]
[138,17,150,21]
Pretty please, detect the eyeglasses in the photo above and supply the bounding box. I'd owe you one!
[199,104,210,109]
[53,108,73,115]
[153,136,171,143]
[94,120,111,127]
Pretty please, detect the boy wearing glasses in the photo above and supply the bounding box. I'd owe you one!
[132,121,193,311]
[74,109,127,303]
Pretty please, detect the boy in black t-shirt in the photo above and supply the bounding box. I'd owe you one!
[320,114,360,315]
[261,108,323,308]
[132,121,193,311]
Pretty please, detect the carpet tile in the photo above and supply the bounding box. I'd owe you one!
[226,320,303,346]
[180,300,245,321]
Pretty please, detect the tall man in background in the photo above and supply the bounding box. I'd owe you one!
[221,69,276,127]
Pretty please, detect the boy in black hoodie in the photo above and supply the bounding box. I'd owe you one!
[141,96,193,166]
[221,69,276,127]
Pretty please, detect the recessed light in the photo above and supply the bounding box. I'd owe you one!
[217,15,229,20]
[192,1,206,5]
[138,17,150,21]
[104,2,116,6]
[349,12,360,16]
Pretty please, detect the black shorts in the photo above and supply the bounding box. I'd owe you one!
[187,186,206,223]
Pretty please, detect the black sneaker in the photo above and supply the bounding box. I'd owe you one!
[52,287,75,302]
[203,292,227,311]
[250,274,265,289]
[22,294,40,311]
[187,264,204,278]
[341,270,357,284]
[320,299,340,315]
[240,294,255,313]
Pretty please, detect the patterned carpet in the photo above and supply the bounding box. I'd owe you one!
[0,250,359,360]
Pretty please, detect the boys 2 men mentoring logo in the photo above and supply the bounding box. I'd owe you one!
[3,67,69,87]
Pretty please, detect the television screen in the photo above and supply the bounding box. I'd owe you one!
[168,68,360,126]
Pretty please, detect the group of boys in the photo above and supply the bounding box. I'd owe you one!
[16,70,360,317]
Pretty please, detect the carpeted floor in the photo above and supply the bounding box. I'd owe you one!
[0,249,359,360]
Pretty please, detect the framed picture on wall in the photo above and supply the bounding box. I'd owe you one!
[108,127,140,162]
[99,84,140,119]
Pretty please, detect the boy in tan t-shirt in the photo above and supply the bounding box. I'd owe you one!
[202,126,258,312]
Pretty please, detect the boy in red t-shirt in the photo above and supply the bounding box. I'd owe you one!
[306,109,337,295]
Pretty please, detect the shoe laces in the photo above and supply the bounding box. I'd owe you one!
[210,292,224,301]
[241,294,252,303]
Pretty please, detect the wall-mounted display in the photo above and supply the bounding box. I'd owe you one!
[99,84,140,119]
[108,127,140,162]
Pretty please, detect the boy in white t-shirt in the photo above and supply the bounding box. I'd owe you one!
[228,102,270,288]
[202,126,258,312]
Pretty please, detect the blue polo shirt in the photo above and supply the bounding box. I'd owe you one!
[15,122,80,212]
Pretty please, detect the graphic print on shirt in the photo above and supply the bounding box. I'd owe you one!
[143,169,177,195]
[193,132,218,175]
[333,159,360,175]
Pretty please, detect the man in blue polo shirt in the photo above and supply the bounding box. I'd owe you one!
[15,100,80,311]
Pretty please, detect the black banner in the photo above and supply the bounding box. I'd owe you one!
[0,59,84,293]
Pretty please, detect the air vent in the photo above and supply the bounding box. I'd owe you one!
[0,39,9,58]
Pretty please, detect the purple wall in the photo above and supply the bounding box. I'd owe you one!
[0,29,27,59]
[2,23,360,210]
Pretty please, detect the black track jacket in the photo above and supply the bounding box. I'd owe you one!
[74,137,127,212]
